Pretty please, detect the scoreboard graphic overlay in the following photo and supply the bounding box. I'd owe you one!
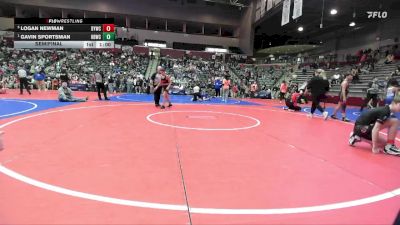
[14,18,115,49]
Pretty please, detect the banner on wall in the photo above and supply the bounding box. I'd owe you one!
[292,0,303,19]
[267,0,273,11]
[260,0,266,15]
[281,0,291,26]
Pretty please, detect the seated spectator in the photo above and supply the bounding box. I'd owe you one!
[351,68,360,83]
[58,82,88,102]
[385,54,394,64]
[331,73,341,85]
[392,68,400,77]
[302,67,307,75]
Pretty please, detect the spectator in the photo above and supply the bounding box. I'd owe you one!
[34,68,46,91]
[214,77,222,97]
[232,84,239,98]
[360,77,380,111]
[126,76,134,93]
[222,75,231,102]
[385,54,394,64]
[0,80,6,94]
[250,82,258,98]
[52,78,59,90]
[108,74,115,94]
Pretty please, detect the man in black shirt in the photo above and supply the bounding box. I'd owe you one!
[150,66,162,107]
[349,95,400,156]
[94,72,109,100]
[59,72,70,85]
[306,74,330,120]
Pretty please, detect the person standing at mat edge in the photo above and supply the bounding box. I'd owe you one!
[349,94,400,156]
[222,75,231,102]
[154,67,172,109]
[95,71,109,100]
[306,72,329,120]
[18,66,31,95]
[150,66,162,107]
[331,74,352,122]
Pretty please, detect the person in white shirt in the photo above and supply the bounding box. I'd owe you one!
[18,67,31,95]
[192,85,202,101]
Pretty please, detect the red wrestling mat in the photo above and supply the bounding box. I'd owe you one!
[0,102,399,224]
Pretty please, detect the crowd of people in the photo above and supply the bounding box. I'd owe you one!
[0,46,66,93]
[0,46,150,96]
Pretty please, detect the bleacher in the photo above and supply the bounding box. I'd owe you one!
[229,63,294,91]
[329,61,400,97]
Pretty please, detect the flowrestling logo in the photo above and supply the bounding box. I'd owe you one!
[366,11,388,19]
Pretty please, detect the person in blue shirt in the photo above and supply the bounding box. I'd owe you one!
[214,78,222,97]
[34,68,46,91]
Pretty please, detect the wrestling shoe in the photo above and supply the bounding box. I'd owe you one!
[348,132,361,146]
[383,144,400,156]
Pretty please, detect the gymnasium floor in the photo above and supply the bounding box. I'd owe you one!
[0,90,399,224]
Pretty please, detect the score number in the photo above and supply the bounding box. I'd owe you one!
[102,32,115,41]
[102,24,115,41]
[102,24,115,32]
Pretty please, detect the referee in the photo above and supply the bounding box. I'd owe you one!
[150,66,163,107]
[94,71,109,100]
[306,73,329,119]
[18,66,31,95]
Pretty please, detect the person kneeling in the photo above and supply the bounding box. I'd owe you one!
[349,94,400,156]
[58,82,88,102]
[192,85,202,102]
[284,90,303,112]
